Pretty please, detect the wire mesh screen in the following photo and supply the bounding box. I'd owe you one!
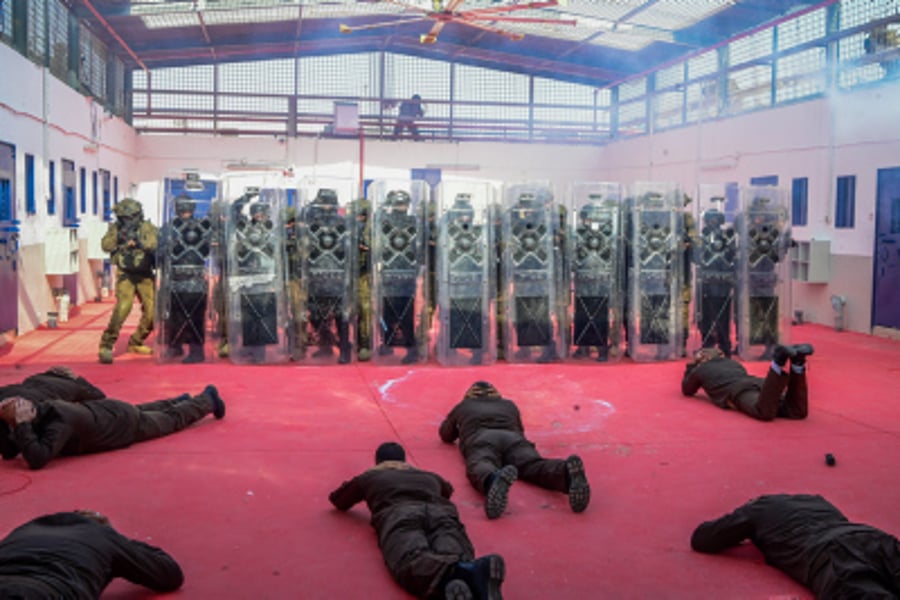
[839,0,900,29]
[112,57,126,113]
[532,77,597,129]
[655,62,684,90]
[220,59,294,94]
[0,0,11,42]
[453,64,529,123]
[48,0,68,80]
[727,65,772,112]
[78,24,107,99]
[729,29,773,67]
[688,50,717,79]
[654,90,683,129]
[27,0,46,63]
[618,77,646,102]
[776,47,826,103]
[685,79,719,122]
[777,7,826,51]
[138,66,215,119]
[297,53,381,115]
[618,99,647,135]
[384,53,450,119]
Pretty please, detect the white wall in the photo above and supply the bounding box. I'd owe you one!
[0,43,137,333]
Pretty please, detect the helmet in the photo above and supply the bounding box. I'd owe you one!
[315,188,339,206]
[174,195,195,216]
[580,203,605,224]
[449,194,474,224]
[114,198,143,220]
[250,203,270,218]
[703,209,725,228]
[386,190,411,211]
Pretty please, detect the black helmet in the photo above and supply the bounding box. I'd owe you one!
[386,190,411,211]
[315,188,339,206]
[174,195,195,216]
[250,203,270,217]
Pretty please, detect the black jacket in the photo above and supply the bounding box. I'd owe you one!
[0,512,183,599]
[682,357,763,408]
[439,396,525,452]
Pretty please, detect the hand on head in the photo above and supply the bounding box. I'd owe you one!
[47,366,77,379]
[0,397,37,425]
[691,348,724,366]
[74,510,111,527]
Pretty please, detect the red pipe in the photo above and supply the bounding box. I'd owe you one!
[80,0,149,74]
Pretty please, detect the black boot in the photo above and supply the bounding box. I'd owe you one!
[451,555,505,600]
[484,465,517,519]
[182,344,205,364]
[789,343,815,366]
[772,344,793,367]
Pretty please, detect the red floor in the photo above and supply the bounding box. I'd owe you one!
[1,300,899,599]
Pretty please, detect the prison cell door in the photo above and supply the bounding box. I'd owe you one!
[0,142,18,333]
[873,167,900,330]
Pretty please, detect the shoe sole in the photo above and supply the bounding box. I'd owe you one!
[485,554,505,600]
[127,347,154,355]
[444,579,473,600]
[485,466,517,520]
[566,455,591,513]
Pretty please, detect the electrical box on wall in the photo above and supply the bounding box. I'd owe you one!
[791,239,830,283]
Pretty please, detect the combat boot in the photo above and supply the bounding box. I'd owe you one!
[451,555,505,600]
[98,348,113,364]
[565,455,591,513]
[484,465,517,519]
[182,345,205,364]
[789,343,815,366]
[358,347,371,361]
[772,344,793,367]
[443,579,473,600]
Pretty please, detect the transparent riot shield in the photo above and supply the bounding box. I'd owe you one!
[736,185,792,360]
[298,178,358,364]
[501,182,563,363]
[627,182,684,361]
[434,181,495,366]
[370,179,429,365]
[690,184,740,358]
[156,171,217,364]
[567,182,623,363]
[224,185,290,364]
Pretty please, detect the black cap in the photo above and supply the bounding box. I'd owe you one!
[375,442,406,464]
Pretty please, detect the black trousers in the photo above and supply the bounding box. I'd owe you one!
[699,294,732,356]
[812,530,900,599]
[377,503,474,599]
[462,429,567,494]
[133,393,214,443]
[733,368,807,421]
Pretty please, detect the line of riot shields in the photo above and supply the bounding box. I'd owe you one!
[154,174,792,366]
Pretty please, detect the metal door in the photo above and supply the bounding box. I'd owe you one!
[873,167,900,330]
[0,142,18,332]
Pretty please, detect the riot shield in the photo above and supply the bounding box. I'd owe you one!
[434,181,495,366]
[501,182,563,363]
[224,186,290,364]
[567,182,623,362]
[736,185,792,360]
[690,185,739,357]
[370,179,429,365]
[298,178,357,364]
[627,183,683,361]
[156,171,216,364]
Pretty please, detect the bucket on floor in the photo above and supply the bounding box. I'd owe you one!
[47,311,59,329]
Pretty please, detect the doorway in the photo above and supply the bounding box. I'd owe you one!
[872,167,900,330]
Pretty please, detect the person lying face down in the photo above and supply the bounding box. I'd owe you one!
[0,509,184,597]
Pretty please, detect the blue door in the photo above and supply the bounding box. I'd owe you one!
[873,167,900,330]
[0,142,18,333]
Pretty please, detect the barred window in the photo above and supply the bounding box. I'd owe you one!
[776,48,826,103]
[48,0,68,80]
[688,50,717,80]
[618,77,646,102]
[727,65,772,112]
[685,79,719,122]
[454,64,529,123]
[618,99,647,136]
[777,8,826,51]
[27,0,46,63]
[729,29,773,67]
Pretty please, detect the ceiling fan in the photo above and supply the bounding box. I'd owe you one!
[339,0,577,44]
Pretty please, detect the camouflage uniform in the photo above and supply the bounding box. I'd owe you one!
[98,199,159,364]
